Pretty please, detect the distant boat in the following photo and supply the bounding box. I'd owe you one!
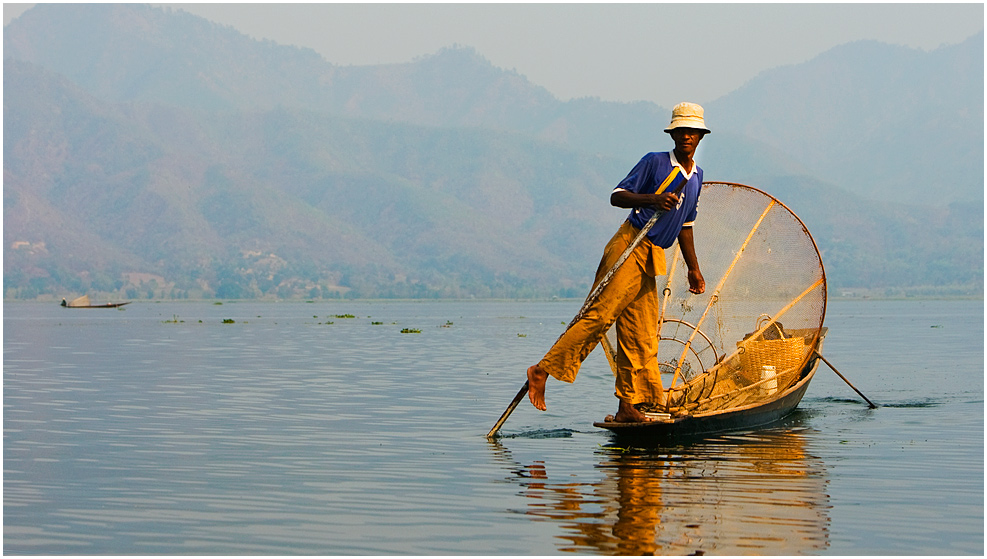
[60,295,131,308]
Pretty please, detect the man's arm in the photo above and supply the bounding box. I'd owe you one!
[610,190,680,212]
[677,226,705,294]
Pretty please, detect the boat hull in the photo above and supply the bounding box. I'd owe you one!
[62,301,130,308]
[594,356,819,443]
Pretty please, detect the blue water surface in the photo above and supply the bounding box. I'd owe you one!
[3,298,983,554]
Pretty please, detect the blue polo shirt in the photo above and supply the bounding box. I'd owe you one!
[612,151,702,249]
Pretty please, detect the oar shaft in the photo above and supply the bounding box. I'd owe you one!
[487,212,662,439]
[487,173,685,438]
[486,381,529,439]
[816,352,878,408]
[486,218,659,438]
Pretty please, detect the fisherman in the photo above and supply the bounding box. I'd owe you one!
[526,102,709,423]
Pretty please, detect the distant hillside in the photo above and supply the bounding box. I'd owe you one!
[3,59,635,299]
[10,3,981,204]
[709,33,984,204]
[2,3,337,112]
[3,4,982,300]
[2,4,670,159]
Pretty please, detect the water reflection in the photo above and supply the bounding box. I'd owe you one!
[495,426,831,555]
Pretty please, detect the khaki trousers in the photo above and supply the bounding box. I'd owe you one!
[537,221,667,404]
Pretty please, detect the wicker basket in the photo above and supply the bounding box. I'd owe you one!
[737,336,807,375]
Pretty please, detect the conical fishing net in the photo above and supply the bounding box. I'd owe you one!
[603,182,827,415]
[67,295,91,307]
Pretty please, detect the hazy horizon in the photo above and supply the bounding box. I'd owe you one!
[4,3,983,108]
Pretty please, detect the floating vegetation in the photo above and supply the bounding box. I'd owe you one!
[213,302,223,305]
[517,333,527,338]
[222,318,235,324]
[401,328,422,334]
[162,315,184,324]
[372,321,384,325]
[441,321,454,328]
[332,314,357,319]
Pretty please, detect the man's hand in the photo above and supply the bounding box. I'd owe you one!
[678,227,704,294]
[651,192,679,212]
[687,268,705,294]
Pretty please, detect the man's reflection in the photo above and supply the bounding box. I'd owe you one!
[502,429,830,554]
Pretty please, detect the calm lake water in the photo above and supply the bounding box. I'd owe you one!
[4,298,983,554]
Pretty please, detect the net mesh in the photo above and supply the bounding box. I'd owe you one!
[67,295,91,307]
[604,182,827,415]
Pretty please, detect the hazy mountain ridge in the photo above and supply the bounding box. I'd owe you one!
[4,58,633,299]
[1,4,676,163]
[708,33,984,204]
[3,3,338,112]
[3,4,982,299]
[6,5,981,195]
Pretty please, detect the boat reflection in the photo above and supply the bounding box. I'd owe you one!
[496,426,830,555]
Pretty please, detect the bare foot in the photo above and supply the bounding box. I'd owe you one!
[527,365,549,411]
[612,399,654,423]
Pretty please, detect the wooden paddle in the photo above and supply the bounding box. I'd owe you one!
[486,172,685,439]
[486,381,530,439]
[815,351,878,408]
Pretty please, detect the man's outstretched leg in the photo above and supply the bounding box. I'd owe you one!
[525,221,648,414]
[527,365,549,411]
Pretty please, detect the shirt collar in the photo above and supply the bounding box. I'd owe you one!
[669,150,697,180]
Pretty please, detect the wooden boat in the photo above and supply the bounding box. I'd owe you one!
[587,182,831,444]
[594,342,824,443]
[485,183,836,443]
[61,295,131,308]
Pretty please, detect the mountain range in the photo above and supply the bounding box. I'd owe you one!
[3,4,983,300]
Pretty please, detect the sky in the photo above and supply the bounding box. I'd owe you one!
[3,3,984,108]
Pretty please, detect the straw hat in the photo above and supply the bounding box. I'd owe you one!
[664,102,711,134]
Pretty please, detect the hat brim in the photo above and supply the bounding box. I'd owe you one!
[665,123,711,134]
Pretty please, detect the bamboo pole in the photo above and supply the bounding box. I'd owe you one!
[815,351,878,408]
[601,251,680,376]
[710,277,825,369]
[486,170,683,439]
[667,200,775,395]
[656,250,681,345]
[486,381,530,439]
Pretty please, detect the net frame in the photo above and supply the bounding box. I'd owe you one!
[603,182,828,414]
